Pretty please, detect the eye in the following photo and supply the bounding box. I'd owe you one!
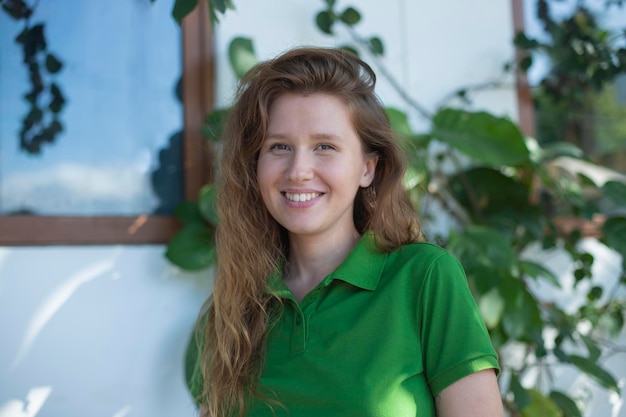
[316,143,335,151]
[269,143,290,151]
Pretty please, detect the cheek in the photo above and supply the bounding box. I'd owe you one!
[256,159,276,198]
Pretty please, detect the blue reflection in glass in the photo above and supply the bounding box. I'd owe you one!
[0,0,183,215]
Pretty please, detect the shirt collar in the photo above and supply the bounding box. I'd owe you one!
[266,232,387,295]
[325,232,387,291]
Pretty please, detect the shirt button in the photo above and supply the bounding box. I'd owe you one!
[295,316,302,325]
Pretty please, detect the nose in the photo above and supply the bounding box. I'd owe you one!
[286,150,314,182]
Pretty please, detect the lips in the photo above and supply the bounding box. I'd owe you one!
[284,192,321,202]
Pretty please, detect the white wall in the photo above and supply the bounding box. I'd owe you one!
[0,246,211,417]
[5,1,620,417]
[213,0,519,122]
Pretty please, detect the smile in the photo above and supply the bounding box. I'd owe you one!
[284,192,320,202]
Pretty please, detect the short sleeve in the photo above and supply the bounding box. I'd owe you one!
[419,252,500,395]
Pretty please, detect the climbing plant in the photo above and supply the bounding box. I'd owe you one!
[1,0,66,154]
[167,0,626,416]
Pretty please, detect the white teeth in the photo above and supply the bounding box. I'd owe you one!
[285,192,319,202]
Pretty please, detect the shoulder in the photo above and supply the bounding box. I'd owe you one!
[379,241,468,290]
[388,241,460,270]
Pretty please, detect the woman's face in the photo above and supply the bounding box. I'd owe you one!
[256,92,377,242]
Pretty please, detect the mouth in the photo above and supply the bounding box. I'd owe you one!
[283,192,321,202]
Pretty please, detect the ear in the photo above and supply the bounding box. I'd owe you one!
[360,153,378,188]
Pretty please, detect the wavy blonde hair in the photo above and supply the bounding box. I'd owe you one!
[197,47,422,417]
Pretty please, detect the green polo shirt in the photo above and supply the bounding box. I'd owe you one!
[190,234,499,416]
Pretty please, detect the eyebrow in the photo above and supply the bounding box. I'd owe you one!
[264,132,342,141]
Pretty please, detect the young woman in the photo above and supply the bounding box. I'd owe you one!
[189,47,503,417]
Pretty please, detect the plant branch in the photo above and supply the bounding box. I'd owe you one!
[446,149,484,222]
[437,79,517,108]
[345,26,433,120]
[24,0,41,27]
[425,173,472,227]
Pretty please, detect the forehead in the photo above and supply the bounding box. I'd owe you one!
[267,93,355,131]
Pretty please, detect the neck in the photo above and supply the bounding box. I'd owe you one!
[284,228,361,299]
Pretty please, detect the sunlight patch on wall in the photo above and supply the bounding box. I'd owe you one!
[10,258,117,370]
[0,386,52,417]
[111,405,132,417]
[0,249,9,297]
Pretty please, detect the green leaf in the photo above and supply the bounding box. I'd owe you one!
[540,141,584,161]
[48,119,63,135]
[448,226,516,271]
[340,7,361,26]
[510,374,531,410]
[501,278,543,340]
[514,32,540,49]
[2,0,33,19]
[432,108,530,166]
[386,107,412,137]
[16,24,46,53]
[198,184,219,225]
[403,165,426,190]
[25,107,43,124]
[315,10,335,34]
[519,260,561,288]
[599,310,625,339]
[339,45,359,57]
[172,0,198,24]
[601,181,626,206]
[578,173,597,189]
[202,108,230,142]
[521,390,561,417]
[385,107,429,147]
[549,391,582,417]
[175,201,205,225]
[447,167,531,218]
[369,36,384,55]
[602,217,626,257]
[211,0,235,14]
[580,335,601,362]
[48,83,66,113]
[228,37,257,79]
[587,285,603,302]
[519,55,533,71]
[166,224,215,270]
[45,53,63,73]
[478,287,505,329]
[206,0,235,24]
[568,354,620,393]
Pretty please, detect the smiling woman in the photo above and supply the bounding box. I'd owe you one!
[189,46,503,417]
[0,0,213,244]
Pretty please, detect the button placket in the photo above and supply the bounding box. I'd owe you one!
[288,284,327,354]
[290,306,306,354]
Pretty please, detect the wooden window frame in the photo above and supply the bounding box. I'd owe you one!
[511,0,536,137]
[0,3,214,246]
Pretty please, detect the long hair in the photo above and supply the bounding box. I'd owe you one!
[198,47,422,417]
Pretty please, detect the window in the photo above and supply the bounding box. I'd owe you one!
[515,0,626,173]
[0,1,214,244]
